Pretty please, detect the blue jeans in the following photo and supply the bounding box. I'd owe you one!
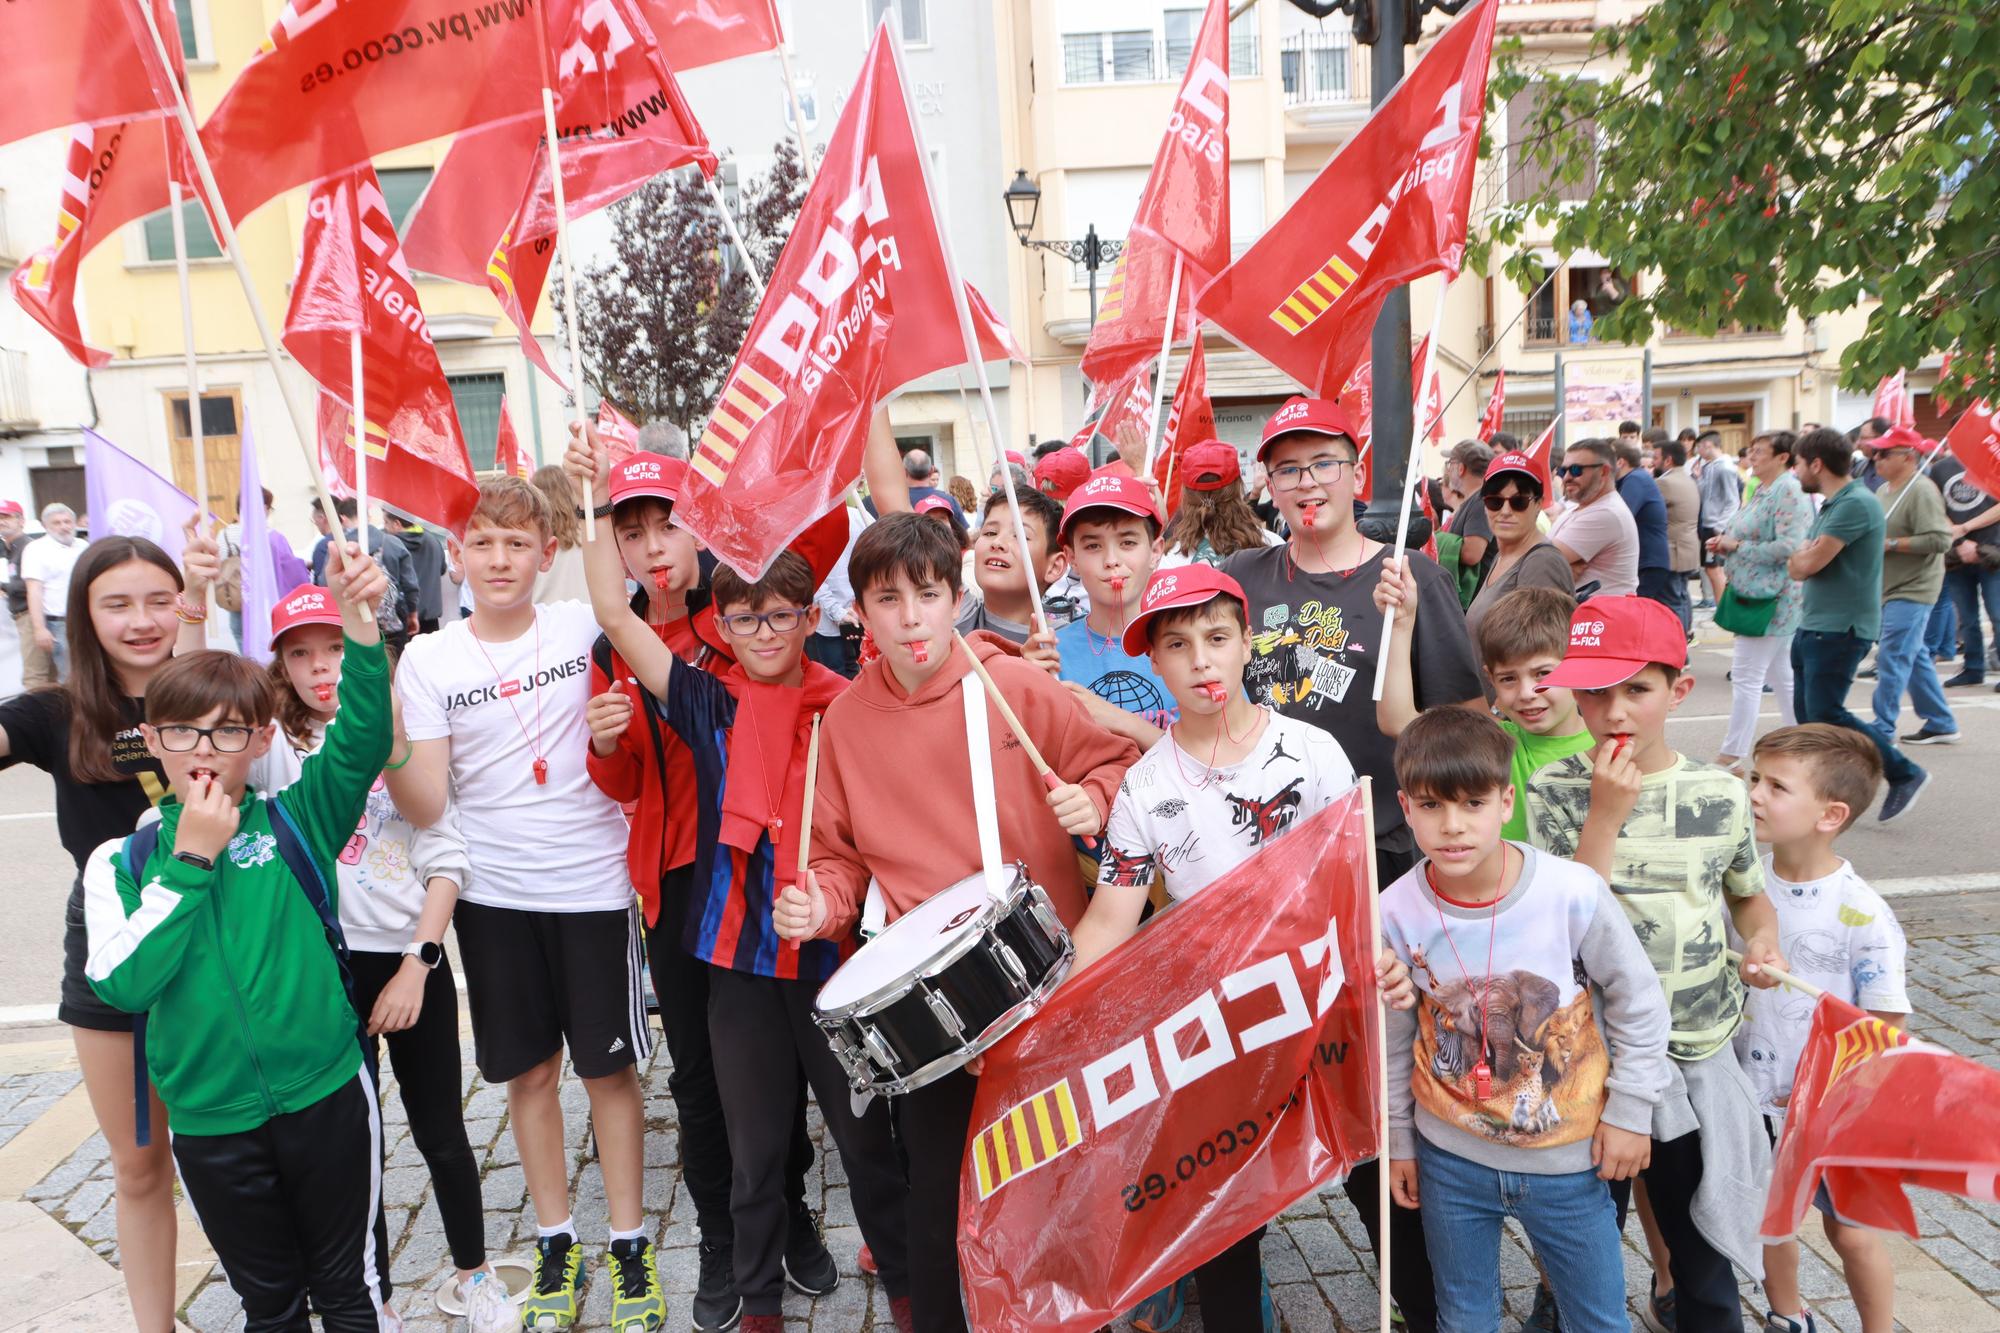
[1414,1136,1629,1333]
[1792,628,1921,785]
[1946,563,2000,677]
[1925,593,1956,659]
[1872,599,1957,738]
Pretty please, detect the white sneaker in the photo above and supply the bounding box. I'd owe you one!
[464,1269,524,1333]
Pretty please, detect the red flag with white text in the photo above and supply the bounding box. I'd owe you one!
[637,0,781,68]
[1943,401,2000,501]
[1131,0,1231,280]
[674,22,1021,577]
[1871,371,1915,431]
[284,168,479,536]
[1479,367,1507,441]
[494,396,532,478]
[1079,228,1197,394]
[1154,338,1216,515]
[1412,333,1445,446]
[1761,995,2000,1243]
[597,401,641,461]
[1194,0,1496,395]
[959,787,1380,1332]
[0,0,179,151]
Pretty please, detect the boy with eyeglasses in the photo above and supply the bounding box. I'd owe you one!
[1548,439,1641,595]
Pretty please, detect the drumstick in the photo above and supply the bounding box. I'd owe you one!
[798,713,822,882]
[953,632,1098,849]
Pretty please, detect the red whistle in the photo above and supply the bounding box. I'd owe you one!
[532,758,548,786]
[911,640,930,664]
[1198,682,1228,703]
[1473,1061,1492,1100]
[651,569,669,592]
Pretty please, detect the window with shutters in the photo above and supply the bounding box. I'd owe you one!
[867,0,926,46]
[141,199,223,262]
[449,373,507,473]
[163,391,243,519]
[376,167,434,235]
[1505,84,1597,205]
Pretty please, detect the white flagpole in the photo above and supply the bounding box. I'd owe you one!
[1371,279,1451,703]
[1360,778,1391,1333]
[953,371,995,496]
[706,175,768,300]
[1140,253,1184,477]
[133,0,347,556]
[166,175,211,617]
[535,37,595,544]
[770,2,816,172]
[885,17,1048,638]
[351,329,368,562]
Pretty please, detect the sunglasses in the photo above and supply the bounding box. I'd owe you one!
[1482,492,1537,513]
[1557,462,1607,479]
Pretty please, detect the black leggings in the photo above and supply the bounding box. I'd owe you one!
[1186,1226,1267,1326]
[349,949,485,1273]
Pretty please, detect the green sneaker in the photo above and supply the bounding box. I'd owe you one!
[522,1233,585,1328]
[609,1236,669,1332]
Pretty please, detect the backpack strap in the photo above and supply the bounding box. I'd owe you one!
[118,825,162,1148]
[267,798,377,1083]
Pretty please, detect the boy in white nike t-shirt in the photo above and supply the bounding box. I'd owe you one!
[1072,563,1412,1332]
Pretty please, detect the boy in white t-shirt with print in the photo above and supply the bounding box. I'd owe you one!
[389,478,662,1330]
[1742,724,1910,1333]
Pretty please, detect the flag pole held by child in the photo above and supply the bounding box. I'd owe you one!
[1359,776,1392,1333]
[1372,279,1452,703]
[534,19,594,543]
[797,713,822,883]
[1139,253,1184,478]
[166,171,211,620]
[1726,949,1825,999]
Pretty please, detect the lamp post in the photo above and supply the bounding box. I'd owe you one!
[1002,170,1125,327]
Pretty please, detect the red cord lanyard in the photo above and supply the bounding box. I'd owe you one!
[737,699,785,843]
[1426,856,1505,1100]
[470,615,548,785]
[1285,522,1364,584]
[1167,705,1263,790]
[1085,577,1132,658]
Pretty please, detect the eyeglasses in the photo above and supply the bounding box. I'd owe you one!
[1482,492,1537,513]
[1557,462,1607,479]
[1269,457,1354,490]
[718,607,808,637]
[154,724,257,753]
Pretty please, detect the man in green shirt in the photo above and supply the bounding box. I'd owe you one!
[1870,429,1958,746]
[1786,428,1928,820]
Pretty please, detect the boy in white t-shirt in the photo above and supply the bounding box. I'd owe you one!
[389,479,661,1330]
[1743,724,1910,1333]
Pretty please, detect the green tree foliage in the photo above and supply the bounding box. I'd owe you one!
[1485,0,1996,402]
[567,140,807,432]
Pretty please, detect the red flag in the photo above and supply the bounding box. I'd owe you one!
[0,0,178,150]
[1079,228,1197,394]
[1416,477,1440,560]
[1131,0,1231,281]
[635,0,781,68]
[1479,367,1507,441]
[494,396,532,479]
[1524,417,1557,462]
[597,401,641,461]
[284,168,480,537]
[1194,0,1496,395]
[1943,401,2000,500]
[1412,333,1445,446]
[1871,371,1915,430]
[1337,359,1376,502]
[959,787,1380,1332]
[1153,338,1216,516]
[673,22,1019,577]
[1761,994,2000,1243]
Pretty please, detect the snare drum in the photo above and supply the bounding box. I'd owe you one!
[813,865,1072,1096]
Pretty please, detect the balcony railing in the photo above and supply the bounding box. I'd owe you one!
[1280,31,1370,108]
[1060,30,1260,86]
[0,348,34,431]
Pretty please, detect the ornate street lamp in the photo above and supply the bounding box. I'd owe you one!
[1001,170,1125,328]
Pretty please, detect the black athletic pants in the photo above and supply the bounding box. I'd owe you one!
[1186,1226,1268,1326]
[349,949,485,1274]
[1611,1129,1742,1332]
[892,1068,980,1332]
[173,1071,389,1333]
[707,966,911,1315]
[647,870,812,1243]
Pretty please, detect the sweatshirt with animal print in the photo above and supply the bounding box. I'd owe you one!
[1383,844,1671,1175]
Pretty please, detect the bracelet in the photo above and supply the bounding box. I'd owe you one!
[383,743,413,770]
[575,501,615,520]
[174,594,208,625]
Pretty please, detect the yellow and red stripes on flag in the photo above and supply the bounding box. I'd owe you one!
[1822,1012,1906,1103]
[22,131,93,292]
[1098,255,1129,324]
[971,1078,1084,1202]
[1269,254,1359,336]
[349,415,391,463]
[693,364,786,487]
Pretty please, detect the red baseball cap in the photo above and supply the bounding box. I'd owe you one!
[269,584,343,644]
[1058,472,1163,544]
[1033,448,1090,500]
[1484,450,1548,493]
[1538,596,1689,691]
[1873,424,1936,455]
[1120,565,1247,656]
[1004,449,1029,468]
[1259,396,1359,465]
[915,493,957,516]
[1182,440,1242,491]
[0,500,23,517]
[609,452,686,506]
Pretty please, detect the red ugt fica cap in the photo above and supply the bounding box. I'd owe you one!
[609,452,687,506]
[1259,396,1360,465]
[1121,565,1247,656]
[1058,472,1164,544]
[0,500,23,517]
[1033,447,1091,501]
[1182,440,1242,491]
[269,585,343,644]
[1484,450,1548,493]
[1538,595,1688,691]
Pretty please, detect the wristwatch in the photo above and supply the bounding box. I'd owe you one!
[171,849,215,871]
[575,502,616,520]
[402,940,443,969]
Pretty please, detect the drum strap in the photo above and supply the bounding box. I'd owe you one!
[960,672,1008,900]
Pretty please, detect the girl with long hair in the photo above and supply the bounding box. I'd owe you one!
[1161,442,1281,567]
[0,532,216,1332]
[531,463,590,604]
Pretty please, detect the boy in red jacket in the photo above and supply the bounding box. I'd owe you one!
[774,511,1140,1333]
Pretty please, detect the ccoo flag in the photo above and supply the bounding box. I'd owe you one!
[673,20,1021,577]
[0,0,179,151]
[1195,0,1496,396]
[284,168,480,537]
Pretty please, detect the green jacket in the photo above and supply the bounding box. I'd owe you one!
[84,637,392,1135]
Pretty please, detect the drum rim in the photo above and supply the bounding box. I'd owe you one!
[847,937,1074,1097]
[813,865,1031,1021]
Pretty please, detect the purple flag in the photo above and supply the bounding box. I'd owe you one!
[237,421,280,665]
[83,428,203,565]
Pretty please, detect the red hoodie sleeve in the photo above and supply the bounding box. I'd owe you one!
[806,714,868,939]
[585,654,645,806]
[987,652,1140,822]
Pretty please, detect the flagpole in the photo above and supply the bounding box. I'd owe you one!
[1371,279,1451,703]
[166,175,211,619]
[954,370,995,492]
[536,37,596,543]
[1725,950,1827,999]
[769,0,816,173]
[1359,777,1392,1333]
[886,16,1049,638]
[351,329,368,563]
[706,175,768,300]
[131,0,350,565]
[1140,253,1184,477]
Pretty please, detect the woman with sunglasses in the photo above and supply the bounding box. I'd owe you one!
[1463,451,1576,657]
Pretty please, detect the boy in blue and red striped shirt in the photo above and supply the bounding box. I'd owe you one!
[571,430,913,1333]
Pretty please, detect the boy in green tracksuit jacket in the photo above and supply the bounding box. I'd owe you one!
[83,546,396,1332]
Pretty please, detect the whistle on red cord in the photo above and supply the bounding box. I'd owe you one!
[1197,682,1229,704]
[911,640,930,664]
[651,568,670,592]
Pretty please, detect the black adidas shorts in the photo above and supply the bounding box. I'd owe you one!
[453,901,654,1083]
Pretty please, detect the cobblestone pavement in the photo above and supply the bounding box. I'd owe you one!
[18,910,2000,1332]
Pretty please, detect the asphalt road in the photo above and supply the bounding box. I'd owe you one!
[0,625,1992,1013]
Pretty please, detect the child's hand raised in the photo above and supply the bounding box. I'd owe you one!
[564,420,611,501]
[1372,557,1419,630]
[327,543,389,612]
[1046,781,1102,838]
[1022,628,1062,677]
[1587,734,1643,825]
[180,514,222,596]
[773,870,828,941]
